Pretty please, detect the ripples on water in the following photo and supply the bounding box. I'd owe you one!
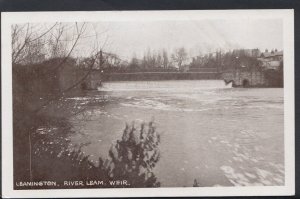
[67,80,284,187]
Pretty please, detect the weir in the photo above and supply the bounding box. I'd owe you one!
[60,66,281,91]
[82,71,221,90]
[97,80,232,91]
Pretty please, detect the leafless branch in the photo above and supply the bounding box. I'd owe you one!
[49,22,87,72]
[29,23,58,43]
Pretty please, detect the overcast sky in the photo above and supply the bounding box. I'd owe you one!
[82,19,282,60]
[32,19,282,61]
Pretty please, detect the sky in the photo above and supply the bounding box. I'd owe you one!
[27,19,283,61]
[85,19,283,60]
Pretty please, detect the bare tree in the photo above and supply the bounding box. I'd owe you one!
[12,22,108,181]
[156,52,163,68]
[162,49,169,69]
[171,47,188,68]
[12,23,59,65]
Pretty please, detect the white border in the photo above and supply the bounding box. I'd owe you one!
[1,10,295,198]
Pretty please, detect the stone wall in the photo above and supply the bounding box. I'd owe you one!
[222,68,265,87]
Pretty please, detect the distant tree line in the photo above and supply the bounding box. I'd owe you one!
[79,47,189,73]
[78,48,264,73]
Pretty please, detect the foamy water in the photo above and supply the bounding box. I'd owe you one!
[98,80,233,92]
[68,80,284,187]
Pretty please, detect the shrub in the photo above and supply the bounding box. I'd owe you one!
[28,121,161,189]
[106,121,161,187]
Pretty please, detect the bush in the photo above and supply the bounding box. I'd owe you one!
[28,121,161,189]
[106,121,161,187]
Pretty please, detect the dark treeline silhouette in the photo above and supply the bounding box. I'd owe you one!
[191,49,260,71]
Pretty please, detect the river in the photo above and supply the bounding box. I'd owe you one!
[66,80,284,187]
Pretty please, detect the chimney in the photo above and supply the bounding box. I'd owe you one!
[265,49,268,53]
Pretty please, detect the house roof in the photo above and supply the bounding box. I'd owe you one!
[261,51,283,58]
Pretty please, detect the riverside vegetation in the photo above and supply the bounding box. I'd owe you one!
[14,107,161,189]
[13,55,161,189]
[32,121,161,188]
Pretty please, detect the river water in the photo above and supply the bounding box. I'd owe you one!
[67,80,284,187]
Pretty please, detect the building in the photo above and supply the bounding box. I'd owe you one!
[258,49,283,70]
[222,49,284,87]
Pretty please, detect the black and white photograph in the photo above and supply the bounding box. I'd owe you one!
[1,10,295,197]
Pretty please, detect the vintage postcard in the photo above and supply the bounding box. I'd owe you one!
[1,10,295,197]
